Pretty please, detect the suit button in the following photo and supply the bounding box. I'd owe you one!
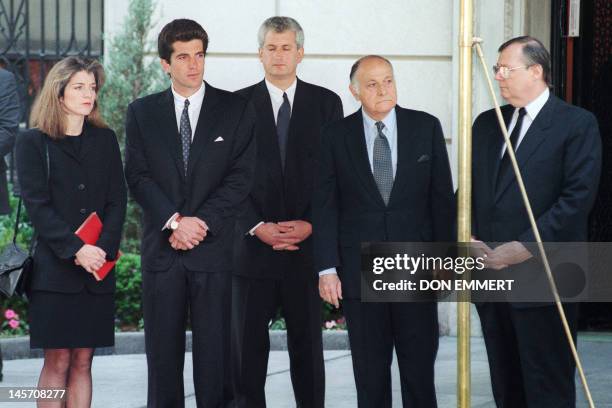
[78,184,85,190]
[80,208,86,214]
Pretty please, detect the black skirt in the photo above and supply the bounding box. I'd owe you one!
[29,289,115,349]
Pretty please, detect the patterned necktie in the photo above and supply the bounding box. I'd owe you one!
[373,121,394,205]
[180,99,191,175]
[496,107,526,189]
[276,92,291,171]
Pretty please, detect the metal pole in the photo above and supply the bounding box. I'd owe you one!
[457,1,473,407]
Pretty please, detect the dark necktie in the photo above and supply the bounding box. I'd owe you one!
[496,107,526,188]
[276,92,291,171]
[373,121,394,205]
[180,99,191,175]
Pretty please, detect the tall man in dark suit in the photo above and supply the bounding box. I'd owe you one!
[232,16,343,408]
[124,19,256,408]
[0,67,20,216]
[313,55,455,408]
[471,36,601,407]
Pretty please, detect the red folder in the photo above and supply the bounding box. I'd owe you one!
[75,212,121,281]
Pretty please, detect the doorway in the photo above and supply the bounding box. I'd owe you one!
[550,0,612,330]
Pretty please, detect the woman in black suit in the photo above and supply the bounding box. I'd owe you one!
[16,57,126,407]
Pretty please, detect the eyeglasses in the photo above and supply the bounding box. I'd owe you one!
[492,64,531,79]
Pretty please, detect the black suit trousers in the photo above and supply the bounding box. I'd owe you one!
[143,260,231,408]
[342,301,439,408]
[476,303,578,408]
[231,271,324,408]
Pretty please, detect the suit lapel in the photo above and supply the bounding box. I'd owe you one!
[155,88,185,179]
[186,82,224,178]
[51,124,95,164]
[53,137,80,162]
[78,124,95,162]
[388,106,419,204]
[495,94,555,201]
[489,105,515,193]
[284,78,307,192]
[345,110,385,206]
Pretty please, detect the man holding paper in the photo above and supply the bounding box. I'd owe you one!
[471,36,601,407]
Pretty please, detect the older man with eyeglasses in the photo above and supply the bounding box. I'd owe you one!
[471,36,601,408]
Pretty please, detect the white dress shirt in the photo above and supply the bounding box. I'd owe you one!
[500,88,550,157]
[247,78,298,236]
[171,82,206,142]
[265,78,297,124]
[162,82,206,230]
[319,108,398,276]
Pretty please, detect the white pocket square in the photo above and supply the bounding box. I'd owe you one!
[214,136,224,142]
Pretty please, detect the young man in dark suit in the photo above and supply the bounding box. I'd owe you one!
[232,16,343,408]
[471,36,601,408]
[313,55,455,408]
[124,19,256,408]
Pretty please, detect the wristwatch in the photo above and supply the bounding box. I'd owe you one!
[170,215,183,231]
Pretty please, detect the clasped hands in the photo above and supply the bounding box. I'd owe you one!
[253,220,343,308]
[470,238,532,270]
[254,220,311,251]
[74,244,106,275]
[169,217,208,250]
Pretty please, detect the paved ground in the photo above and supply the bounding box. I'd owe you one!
[0,335,610,407]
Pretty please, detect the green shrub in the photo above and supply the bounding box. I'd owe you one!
[0,192,33,336]
[98,0,166,255]
[321,302,346,330]
[269,317,286,330]
[0,192,34,249]
[114,253,143,330]
[268,302,346,331]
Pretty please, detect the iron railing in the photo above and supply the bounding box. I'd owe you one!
[1,0,104,188]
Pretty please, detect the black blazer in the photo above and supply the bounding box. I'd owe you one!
[124,83,256,273]
[233,79,343,279]
[313,106,455,298]
[471,94,601,305]
[15,126,127,294]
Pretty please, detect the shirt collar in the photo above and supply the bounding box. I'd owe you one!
[362,108,397,136]
[265,78,297,102]
[171,81,206,109]
[521,87,549,121]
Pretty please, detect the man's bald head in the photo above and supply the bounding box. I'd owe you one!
[349,55,394,89]
[348,55,397,121]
